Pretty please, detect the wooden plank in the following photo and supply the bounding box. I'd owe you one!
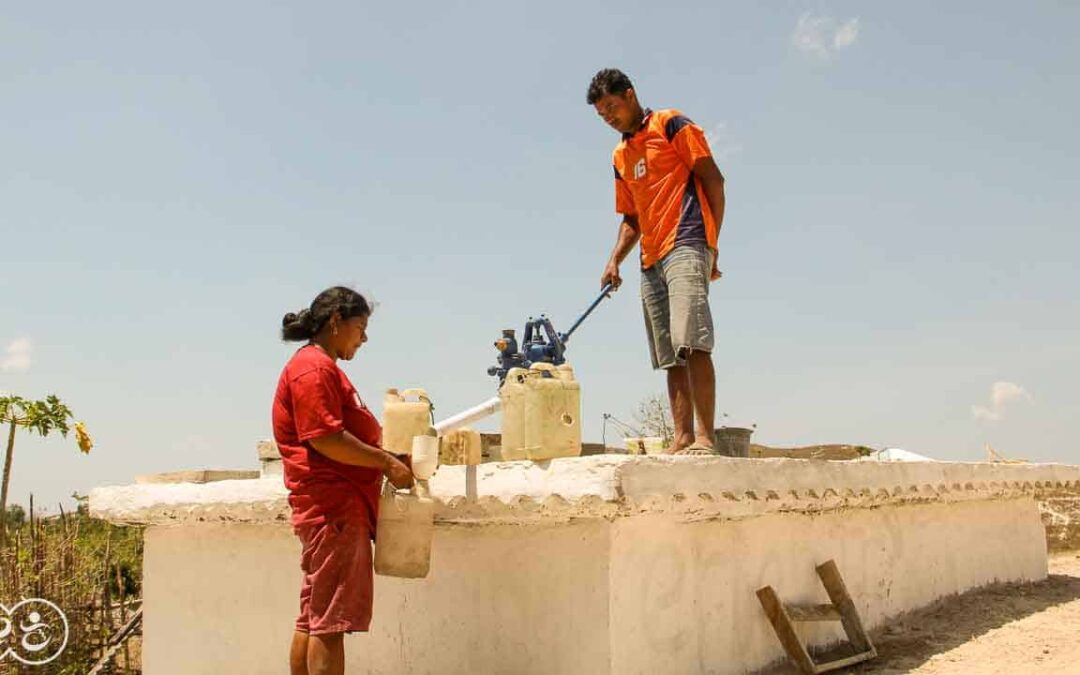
[757,586,817,675]
[813,648,877,674]
[87,608,143,675]
[785,603,841,622]
[816,560,874,654]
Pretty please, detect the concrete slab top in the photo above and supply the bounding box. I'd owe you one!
[89,454,1080,526]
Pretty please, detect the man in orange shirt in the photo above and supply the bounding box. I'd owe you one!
[589,68,726,455]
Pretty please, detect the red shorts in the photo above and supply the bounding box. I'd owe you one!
[294,516,373,635]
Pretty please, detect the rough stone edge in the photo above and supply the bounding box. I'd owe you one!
[89,456,1080,527]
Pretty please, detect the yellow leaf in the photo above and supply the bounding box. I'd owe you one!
[75,421,93,454]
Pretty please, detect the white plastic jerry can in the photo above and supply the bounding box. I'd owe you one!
[498,368,529,461]
[439,427,482,466]
[383,388,432,456]
[523,362,582,461]
[374,480,435,579]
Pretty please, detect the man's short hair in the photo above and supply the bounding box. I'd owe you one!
[587,69,634,105]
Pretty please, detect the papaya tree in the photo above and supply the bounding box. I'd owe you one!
[0,394,92,546]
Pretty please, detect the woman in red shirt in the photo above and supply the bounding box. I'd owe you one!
[272,286,413,675]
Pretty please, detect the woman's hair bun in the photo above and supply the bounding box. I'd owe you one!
[280,287,370,343]
[280,309,314,341]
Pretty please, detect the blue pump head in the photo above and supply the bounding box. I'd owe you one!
[487,284,613,386]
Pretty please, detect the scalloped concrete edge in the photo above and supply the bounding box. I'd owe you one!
[90,455,1080,526]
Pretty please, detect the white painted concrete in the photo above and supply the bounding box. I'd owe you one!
[90,456,1079,674]
[607,499,1045,674]
[91,455,1080,526]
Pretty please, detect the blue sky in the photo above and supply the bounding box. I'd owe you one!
[2,2,1078,511]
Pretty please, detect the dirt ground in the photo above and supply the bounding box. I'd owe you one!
[766,552,1080,674]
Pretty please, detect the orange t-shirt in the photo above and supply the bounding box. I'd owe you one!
[612,108,719,269]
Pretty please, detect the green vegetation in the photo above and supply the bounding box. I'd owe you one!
[1,394,136,672]
[1,497,143,674]
[1,394,92,548]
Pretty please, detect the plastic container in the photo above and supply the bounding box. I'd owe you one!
[523,363,581,460]
[374,481,435,578]
[383,388,432,456]
[440,427,482,465]
[498,368,528,461]
[624,436,665,455]
[713,426,753,458]
[410,428,439,480]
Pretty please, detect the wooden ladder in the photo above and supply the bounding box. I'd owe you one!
[86,608,143,675]
[757,559,877,674]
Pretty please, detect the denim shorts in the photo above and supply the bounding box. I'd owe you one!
[641,243,715,370]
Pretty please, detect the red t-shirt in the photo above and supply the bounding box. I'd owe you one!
[271,344,383,532]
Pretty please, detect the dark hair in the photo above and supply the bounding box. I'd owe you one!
[281,286,372,342]
[587,68,634,105]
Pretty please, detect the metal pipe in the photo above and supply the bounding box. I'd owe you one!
[433,395,502,434]
[561,282,614,343]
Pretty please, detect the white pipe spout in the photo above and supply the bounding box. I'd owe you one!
[434,395,501,435]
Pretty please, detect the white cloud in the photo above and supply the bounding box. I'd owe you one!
[792,13,860,58]
[972,381,1033,422]
[834,18,860,49]
[0,338,32,372]
[704,122,743,162]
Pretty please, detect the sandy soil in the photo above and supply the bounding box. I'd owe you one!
[764,552,1080,674]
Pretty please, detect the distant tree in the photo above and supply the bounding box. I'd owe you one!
[634,393,675,447]
[4,502,26,530]
[72,491,90,516]
[0,394,92,547]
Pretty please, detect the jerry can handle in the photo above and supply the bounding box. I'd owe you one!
[528,363,557,378]
[382,479,420,512]
[382,476,421,494]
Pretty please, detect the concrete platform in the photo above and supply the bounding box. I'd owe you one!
[91,455,1080,674]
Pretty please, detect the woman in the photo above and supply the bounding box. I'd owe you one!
[272,286,413,675]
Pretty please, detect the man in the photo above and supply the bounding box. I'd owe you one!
[589,68,726,455]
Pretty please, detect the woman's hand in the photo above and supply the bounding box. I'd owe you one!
[383,453,415,490]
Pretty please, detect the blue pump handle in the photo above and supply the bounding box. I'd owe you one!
[561,282,614,343]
